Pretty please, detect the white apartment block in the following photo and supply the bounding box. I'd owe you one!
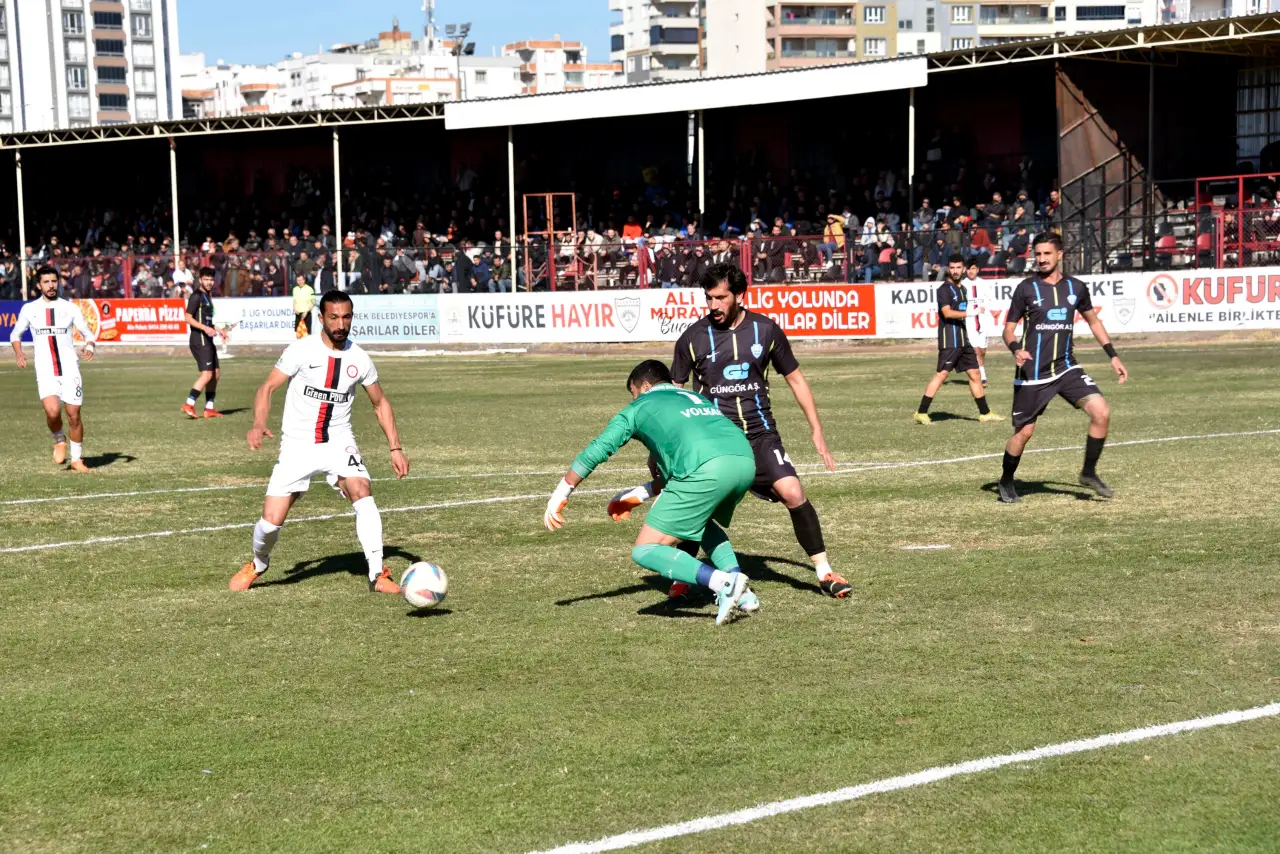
[503,38,620,95]
[0,0,180,132]
[610,0,703,83]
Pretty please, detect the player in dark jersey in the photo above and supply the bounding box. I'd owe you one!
[182,267,225,419]
[608,263,852,599]
[998,233,1128,503]
[913,255,1003,425]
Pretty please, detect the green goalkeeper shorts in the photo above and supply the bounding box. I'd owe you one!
[644,454,757,542]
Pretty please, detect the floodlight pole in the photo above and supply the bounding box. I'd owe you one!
[169,137,180,259]
[333,128,344,286]
[15,150,27,299]
[507,125,518,290]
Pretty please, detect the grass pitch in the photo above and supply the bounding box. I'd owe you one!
[0,341,1277,853]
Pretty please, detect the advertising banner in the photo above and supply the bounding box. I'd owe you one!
[212,297,296,345]
[742,284,877,337]
[0,301,31,342]
[75,298,188,344]
[349,294,440,344]
[438,289,706,344]
[1136,269,1280,331]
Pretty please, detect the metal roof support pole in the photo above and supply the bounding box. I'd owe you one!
[1145,53,1154,270]
[333,128,344,287]
[169,137,180,258]
[15,150,27,300]
[697,109,706,219]
[508,125,518,290]
[907,87,916,221]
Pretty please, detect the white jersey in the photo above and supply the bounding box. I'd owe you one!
[9,298,94,379]
[964,276,988,344]
[274,335,379,444]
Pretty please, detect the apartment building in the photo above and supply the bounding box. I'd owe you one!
[0,0,180,132]
[504,38,619,95]
[765,1,860,69]
[610,0,702,83]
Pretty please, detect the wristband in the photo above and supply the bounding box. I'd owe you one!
[389,447,402,452]
[1007,339,1020,354]
[1103,343,1118,359]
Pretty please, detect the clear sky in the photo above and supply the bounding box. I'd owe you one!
[181,0,611,65]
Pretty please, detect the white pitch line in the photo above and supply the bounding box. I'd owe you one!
[529,702,1280,854]
[0,486,621,554]
[1,427,1276,553]
[903,544,952,551]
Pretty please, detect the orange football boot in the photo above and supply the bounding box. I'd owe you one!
[202,409,223,419]
[181,402,198,419]
[229,562,261,591]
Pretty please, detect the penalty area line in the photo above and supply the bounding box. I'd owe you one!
[528,702,1280,854]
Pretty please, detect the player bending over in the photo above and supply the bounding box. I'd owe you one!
[231,290,410,592]
[914,255,1003,425]
[544,360,760,626]
[610,263,853,600]
[998,232,1128,503]
[182,267,225,419]
[9,266,96,472]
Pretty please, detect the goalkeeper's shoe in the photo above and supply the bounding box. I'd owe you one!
[715,573,752,627]
[819,572,853,599]
[667,580,692,603]
[229,561,262,591]
[52,441,67,465]
[737,586,761,614]
[978,412,1005,423]
[607,483,652,521]
[181,402,199,419]
[369,565,401,595]
[913,412,932,425]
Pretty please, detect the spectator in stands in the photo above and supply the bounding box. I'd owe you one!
[681,243,709,288]
[1007,227,1031,273]
[1042,189,1061,223]
[711,238,737,269]
[452,242,476,293]
[376,256,405,294]
[654,240,680,289]
[927,233,949,281]
[295,250,315,281]
[493,253,513,293]
[968,226,995,268]
[474,249,493,293]
[424,249,448,293]
[819,214,844,266]
[622,215,643,242]
[315,254,336,294]
[914,198,937,232]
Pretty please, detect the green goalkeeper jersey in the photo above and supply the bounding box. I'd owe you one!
[571,384,754,483]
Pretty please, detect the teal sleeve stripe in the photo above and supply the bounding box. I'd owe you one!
[570,458,594,479]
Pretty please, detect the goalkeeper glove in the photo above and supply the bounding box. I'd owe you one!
[544,478,575,531]
[607,482,654,521]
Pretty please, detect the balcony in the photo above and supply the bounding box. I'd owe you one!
[777,48,857,58]
[130,0,150,8]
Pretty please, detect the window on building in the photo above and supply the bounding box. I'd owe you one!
[0,40,6,60]
[926,7,936,30]
[0,92,11,115]
[98,65,126,82]
[132,42,154,65]
[134,68,155,92]
[566,51,581,63]
[94,39,125,56]
[650,25,698,44]
[1127,6,1142,23]
[67,65,88,89]
[863,37,887,56]
[131,0,152,10]
[864,5,886,23]
[899,19,914,29]
[1075,5,1125,19]
[136,95,157,120]
[0,118,12,132]
[917,38,927,53]
[132,13,152,38]
[0,8,6,32]
[566,71,584,84]
[475,70,487,83]
[98,92,128,109]
[1055,6,1067,19]
[63,11,84,34]
[951,37,974,49]
[92,11,123,28]
[0,64,8,87]
[611,34,624,52]
[68,94,90,118]
[65,38,87,61]
[951,5,972,23]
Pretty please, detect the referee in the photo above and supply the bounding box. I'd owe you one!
[292,273,315,338]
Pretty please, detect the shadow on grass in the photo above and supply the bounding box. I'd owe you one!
[214,407,250,416]
[80,451,138,468]
[980,480,1097,501]
[406,608,453,619]
[924,411,979,423]
[258,545,424,587]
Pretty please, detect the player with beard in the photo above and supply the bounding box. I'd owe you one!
[914,255,1003,425]
[608,263,853,600]
[998,233,1128,503]
[230,291,410,593]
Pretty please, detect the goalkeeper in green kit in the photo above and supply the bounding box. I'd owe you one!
[544,359,761,626]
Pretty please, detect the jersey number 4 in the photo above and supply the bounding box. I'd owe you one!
[348,454,365,470]
[773,449,793,466]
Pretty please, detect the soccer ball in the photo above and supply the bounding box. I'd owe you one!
[400,562,448,609]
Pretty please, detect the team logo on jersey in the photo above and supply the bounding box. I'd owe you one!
[615,296,640,333]
[958,301,968,311]
[1114,298,1136,325]
[750,343,763,359]
[346,364,359,378]
[1147,274,1178,309]
[723,362,751,381]
[1046,307,1069,322]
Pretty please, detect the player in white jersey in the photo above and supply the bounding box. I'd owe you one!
[230,290,411,594]
[963,260,989,385]
[8,266,97,472]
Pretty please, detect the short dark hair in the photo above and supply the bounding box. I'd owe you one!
[199,266,216,278]
[319,290,353,314]
[965,259,980,270]
[700,262,748,295]
[1032,232,1063,251]
[627,359,672,392]
[948,254,965,266]
[35,265,57,280]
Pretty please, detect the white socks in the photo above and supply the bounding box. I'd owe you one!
[69,442,83,462]
[707,569,733,591]
[352,496,384,581]
[252,518,280,573]
[813,554,832,582]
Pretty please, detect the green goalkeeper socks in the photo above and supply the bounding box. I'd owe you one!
[700,522,741,572]
[631,543,708,585]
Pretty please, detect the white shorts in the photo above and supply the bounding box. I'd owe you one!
[965,317,988,350]
[266,438,369,497]
[37,373,83,406]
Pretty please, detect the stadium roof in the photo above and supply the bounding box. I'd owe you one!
[2,14,1280,148]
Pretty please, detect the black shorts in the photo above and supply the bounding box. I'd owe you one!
[1012,369,1103,430]
[937,346,980,374]
[190,341,219,372]
[748,432,799,502]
